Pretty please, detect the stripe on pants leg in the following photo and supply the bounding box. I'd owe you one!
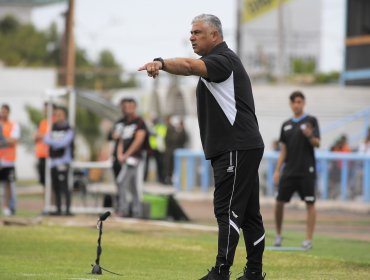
[229,219,240,235]
[226,151,238,261]
[253,233,265,246]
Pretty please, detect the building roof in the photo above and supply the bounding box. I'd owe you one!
[0,0,66,7]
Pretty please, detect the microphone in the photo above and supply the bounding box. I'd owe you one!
[99,211,111,221]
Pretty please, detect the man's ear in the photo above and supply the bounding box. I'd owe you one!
[212,30,219,42]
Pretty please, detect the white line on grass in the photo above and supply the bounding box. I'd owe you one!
[116,218,218,232]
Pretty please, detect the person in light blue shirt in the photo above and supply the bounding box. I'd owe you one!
[44,106,74,216]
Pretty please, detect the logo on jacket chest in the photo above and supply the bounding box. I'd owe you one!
[283,124,293,131]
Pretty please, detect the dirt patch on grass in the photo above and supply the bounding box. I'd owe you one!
[6,188,370,242]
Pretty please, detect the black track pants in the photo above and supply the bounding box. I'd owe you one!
[211,148,265,273]
[51,165,71,214]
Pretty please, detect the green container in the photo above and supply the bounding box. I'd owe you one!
[143,194,168,219]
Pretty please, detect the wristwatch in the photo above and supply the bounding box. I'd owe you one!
[153,57,165,70]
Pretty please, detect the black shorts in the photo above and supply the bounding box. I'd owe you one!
[0,167,16,183]
[277,175,316,203]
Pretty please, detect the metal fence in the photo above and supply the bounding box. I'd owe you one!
[173,149,370,203]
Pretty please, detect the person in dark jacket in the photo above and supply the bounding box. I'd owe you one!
[44,106,74,216]
[139,14,265,280]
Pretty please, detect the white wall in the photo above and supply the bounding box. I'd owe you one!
[319,0,346,72]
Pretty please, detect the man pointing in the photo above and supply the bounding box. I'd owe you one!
[139,14,266,280]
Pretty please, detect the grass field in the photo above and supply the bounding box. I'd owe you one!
[0,220,369,280]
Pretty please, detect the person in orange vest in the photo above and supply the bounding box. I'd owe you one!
[0,104,21,216]
[34,102,55,186]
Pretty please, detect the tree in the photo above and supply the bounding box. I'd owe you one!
[291,58,316,74]
[0,15,19,34]
[2,15,137,160]
[0,15,137,89]
[0,15,49,66]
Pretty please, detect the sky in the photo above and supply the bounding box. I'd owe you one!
[31,0,344,74]
[32,0,237,73]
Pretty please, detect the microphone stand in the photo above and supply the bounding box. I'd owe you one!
[90,213,122,276]
[91,220,103,274]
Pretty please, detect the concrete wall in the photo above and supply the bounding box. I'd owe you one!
[253,84,370,150]
[113,79,370,154]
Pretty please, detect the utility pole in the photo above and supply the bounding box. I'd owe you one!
[236,0,242,57]
[65,0,75,88]
[277,0,286,83]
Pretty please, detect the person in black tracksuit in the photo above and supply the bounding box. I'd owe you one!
[139,14,265,280]
[273,91,320,250]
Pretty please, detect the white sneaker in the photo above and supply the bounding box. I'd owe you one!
[3,208,11,217]
[274,235,283,246]
[302,240,313,250]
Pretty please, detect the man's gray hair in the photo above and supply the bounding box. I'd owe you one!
[192,14,223,38]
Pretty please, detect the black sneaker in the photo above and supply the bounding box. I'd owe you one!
[236,268,266,280]
[199,267,230,280]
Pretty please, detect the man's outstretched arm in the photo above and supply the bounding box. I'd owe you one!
[138,58,207,78]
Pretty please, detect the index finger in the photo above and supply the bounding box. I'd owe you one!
[138,65,147,71]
